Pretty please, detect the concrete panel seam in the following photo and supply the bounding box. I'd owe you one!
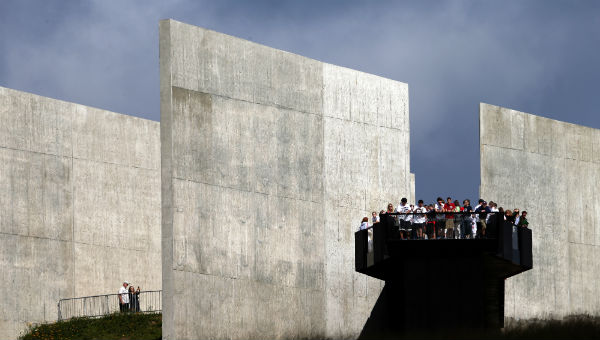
[72,240,156,252]
[73,156,159,172]
[0,145,159,172]
[171,268,324,292]
[0,231,73,243]
[0,145,71,160]
[567,241,600,246]
[482,143,600,164]
[171,176,323,204]
[171,86,324,119]
[0,230,156,252]
[322,114,408,130]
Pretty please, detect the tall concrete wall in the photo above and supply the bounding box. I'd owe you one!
[160,19,411,339]
[0,86,161,339]
[480,103,600,319]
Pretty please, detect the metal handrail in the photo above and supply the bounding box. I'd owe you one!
[58,290,162,321]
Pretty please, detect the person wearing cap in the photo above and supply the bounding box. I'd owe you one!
[118,281,130,312]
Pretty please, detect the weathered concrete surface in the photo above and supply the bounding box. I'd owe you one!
[322,63,410,337]
[0,86,161,339]
[160,19,411,339]
[480,103,600,319]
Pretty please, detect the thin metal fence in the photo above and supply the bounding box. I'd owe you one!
[58,290,161,321]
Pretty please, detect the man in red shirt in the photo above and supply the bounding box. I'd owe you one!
[443,197,456,239]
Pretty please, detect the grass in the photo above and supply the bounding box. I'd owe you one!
[18,313,600,339]
[502,315,600,339]
[360,315,600,340]
[19,312,161,340]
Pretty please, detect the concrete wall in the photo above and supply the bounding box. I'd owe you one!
[479,103,600,319]
[160,19,411,339]
[0,86,161,339]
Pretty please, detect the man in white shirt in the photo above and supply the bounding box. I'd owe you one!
[371,211,380,225]
[396,198,411,239]
[119,281,130,312]
[413,200,427,239]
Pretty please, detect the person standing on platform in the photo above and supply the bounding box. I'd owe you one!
[462,199,473,239]
[513,209,521,226]
[360,217,369,230]
[475,201,491,238]
[518,211,529,228]
[118,281,130,312]
[453,200,462,238]
[413,200,427,239]
[396,198,411,239]
[435,197,446,239]
[443,197,456,239]
[371,211,380,225]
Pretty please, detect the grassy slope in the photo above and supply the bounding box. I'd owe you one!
[19,313,600,340]
[19,313,161,340]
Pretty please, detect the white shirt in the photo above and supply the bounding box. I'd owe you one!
[435,203,445,220]
[396,203,411,221]
[119,286,130,304]
[413,206,427,224]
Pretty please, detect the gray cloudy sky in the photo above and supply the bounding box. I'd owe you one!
[1,1,599,203]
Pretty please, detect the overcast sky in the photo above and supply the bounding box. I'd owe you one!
[1,1,599,203]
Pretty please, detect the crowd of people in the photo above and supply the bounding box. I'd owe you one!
[118,281,141,312]
[359,196,529,240]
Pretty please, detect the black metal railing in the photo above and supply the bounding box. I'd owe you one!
[58,290,161,321]
[355,212,532,272]
[376,211,504,240]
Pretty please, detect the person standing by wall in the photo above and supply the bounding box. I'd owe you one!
[119,281,130,312]
[129,285,141,312]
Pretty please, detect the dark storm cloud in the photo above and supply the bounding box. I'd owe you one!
[1,0,599,203]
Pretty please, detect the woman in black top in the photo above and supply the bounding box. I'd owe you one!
[462,200,473,239]
[128,286,141,312]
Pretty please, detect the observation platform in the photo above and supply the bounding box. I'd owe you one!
[355,212,532,336]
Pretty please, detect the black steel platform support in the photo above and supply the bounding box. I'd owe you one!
[355,214,532,337]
